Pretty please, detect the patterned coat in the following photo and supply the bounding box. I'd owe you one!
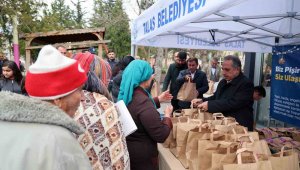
[0,92,92,170]
[74,91,130,170]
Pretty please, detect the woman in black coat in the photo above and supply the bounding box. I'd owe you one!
[109,56,135,102]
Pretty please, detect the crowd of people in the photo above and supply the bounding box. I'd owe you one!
[0,46,266,170]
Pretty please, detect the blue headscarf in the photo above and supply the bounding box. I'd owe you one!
[118,60,154,106]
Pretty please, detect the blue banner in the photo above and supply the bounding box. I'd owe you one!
[270,45,300,127]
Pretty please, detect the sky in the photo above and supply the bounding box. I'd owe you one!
[45,0,141,21]
[123,0,140,20]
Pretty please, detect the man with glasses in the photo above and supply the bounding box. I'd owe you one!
[193,55,254,131]
[162,51,188,112]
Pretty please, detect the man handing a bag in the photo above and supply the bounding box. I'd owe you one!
[176,57,209,109]
[192,55,254,131]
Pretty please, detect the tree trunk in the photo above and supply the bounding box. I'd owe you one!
[155,48,163,86]
[12,15,20,68]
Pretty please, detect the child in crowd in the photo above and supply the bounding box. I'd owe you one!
[0,60,23,94]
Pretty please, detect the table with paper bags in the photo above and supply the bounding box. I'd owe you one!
[161,107,300,170]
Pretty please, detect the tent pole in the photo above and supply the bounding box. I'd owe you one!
[288,0,295,34]
[131,44,136,57]
[215,12,284,37]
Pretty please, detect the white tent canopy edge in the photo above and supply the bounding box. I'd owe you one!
[131,0,300,54]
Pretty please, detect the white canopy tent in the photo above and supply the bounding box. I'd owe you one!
[131,0,300,54]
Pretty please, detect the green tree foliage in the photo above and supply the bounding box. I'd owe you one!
[91,0,131,58]
[266,53,272,67]
[0,0,82,57]
[134,0,155,59]
[40,0,76,31]
[136,0,155,14]
[71,0,87,28]
[0,0,132,60]
[0,0,45,55]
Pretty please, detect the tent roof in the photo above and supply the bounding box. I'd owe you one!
[131,0,300,53]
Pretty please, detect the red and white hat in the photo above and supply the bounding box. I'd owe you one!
[25,45,87,100]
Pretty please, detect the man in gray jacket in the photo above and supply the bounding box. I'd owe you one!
[0,45,92,170]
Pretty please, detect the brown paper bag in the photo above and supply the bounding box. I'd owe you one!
[230,127,260,142]
[162,128,176,148]
[182,108,198,118]
[211,143,238,170]
[185,123,214,170]
[223,148,272,170]
[173,109,184,117]
[206,113,223,125]
[211,116,237,133]
[172,116,188,139]
[270,146,300,170]
[170,119,200,158]
[176,119,202,167]
[208,80,215,94]
[177,78,198,102]
[182,107,213,121]
[168,117,188,151]
[197,131,229,170]
[163,117,184,148]
[198,109,213,122]
[237,135,272,156]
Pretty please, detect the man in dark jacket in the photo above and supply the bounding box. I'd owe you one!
[195,55,254,131]
[176,57,209,109]
[106,50,118,70]
[162,51,188,111]
[0,52,8,77]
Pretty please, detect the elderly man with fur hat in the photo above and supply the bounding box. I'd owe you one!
[0,45,92,170]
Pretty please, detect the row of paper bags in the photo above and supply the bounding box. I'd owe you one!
[163,111,300,170]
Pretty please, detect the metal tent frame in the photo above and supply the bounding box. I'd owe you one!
[131,0,300,54]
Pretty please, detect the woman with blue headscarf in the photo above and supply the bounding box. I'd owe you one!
[118,60,173,170]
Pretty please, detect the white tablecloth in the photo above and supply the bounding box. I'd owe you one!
[158,144,186,170]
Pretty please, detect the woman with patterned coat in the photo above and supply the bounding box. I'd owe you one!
[74,52,130,170]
